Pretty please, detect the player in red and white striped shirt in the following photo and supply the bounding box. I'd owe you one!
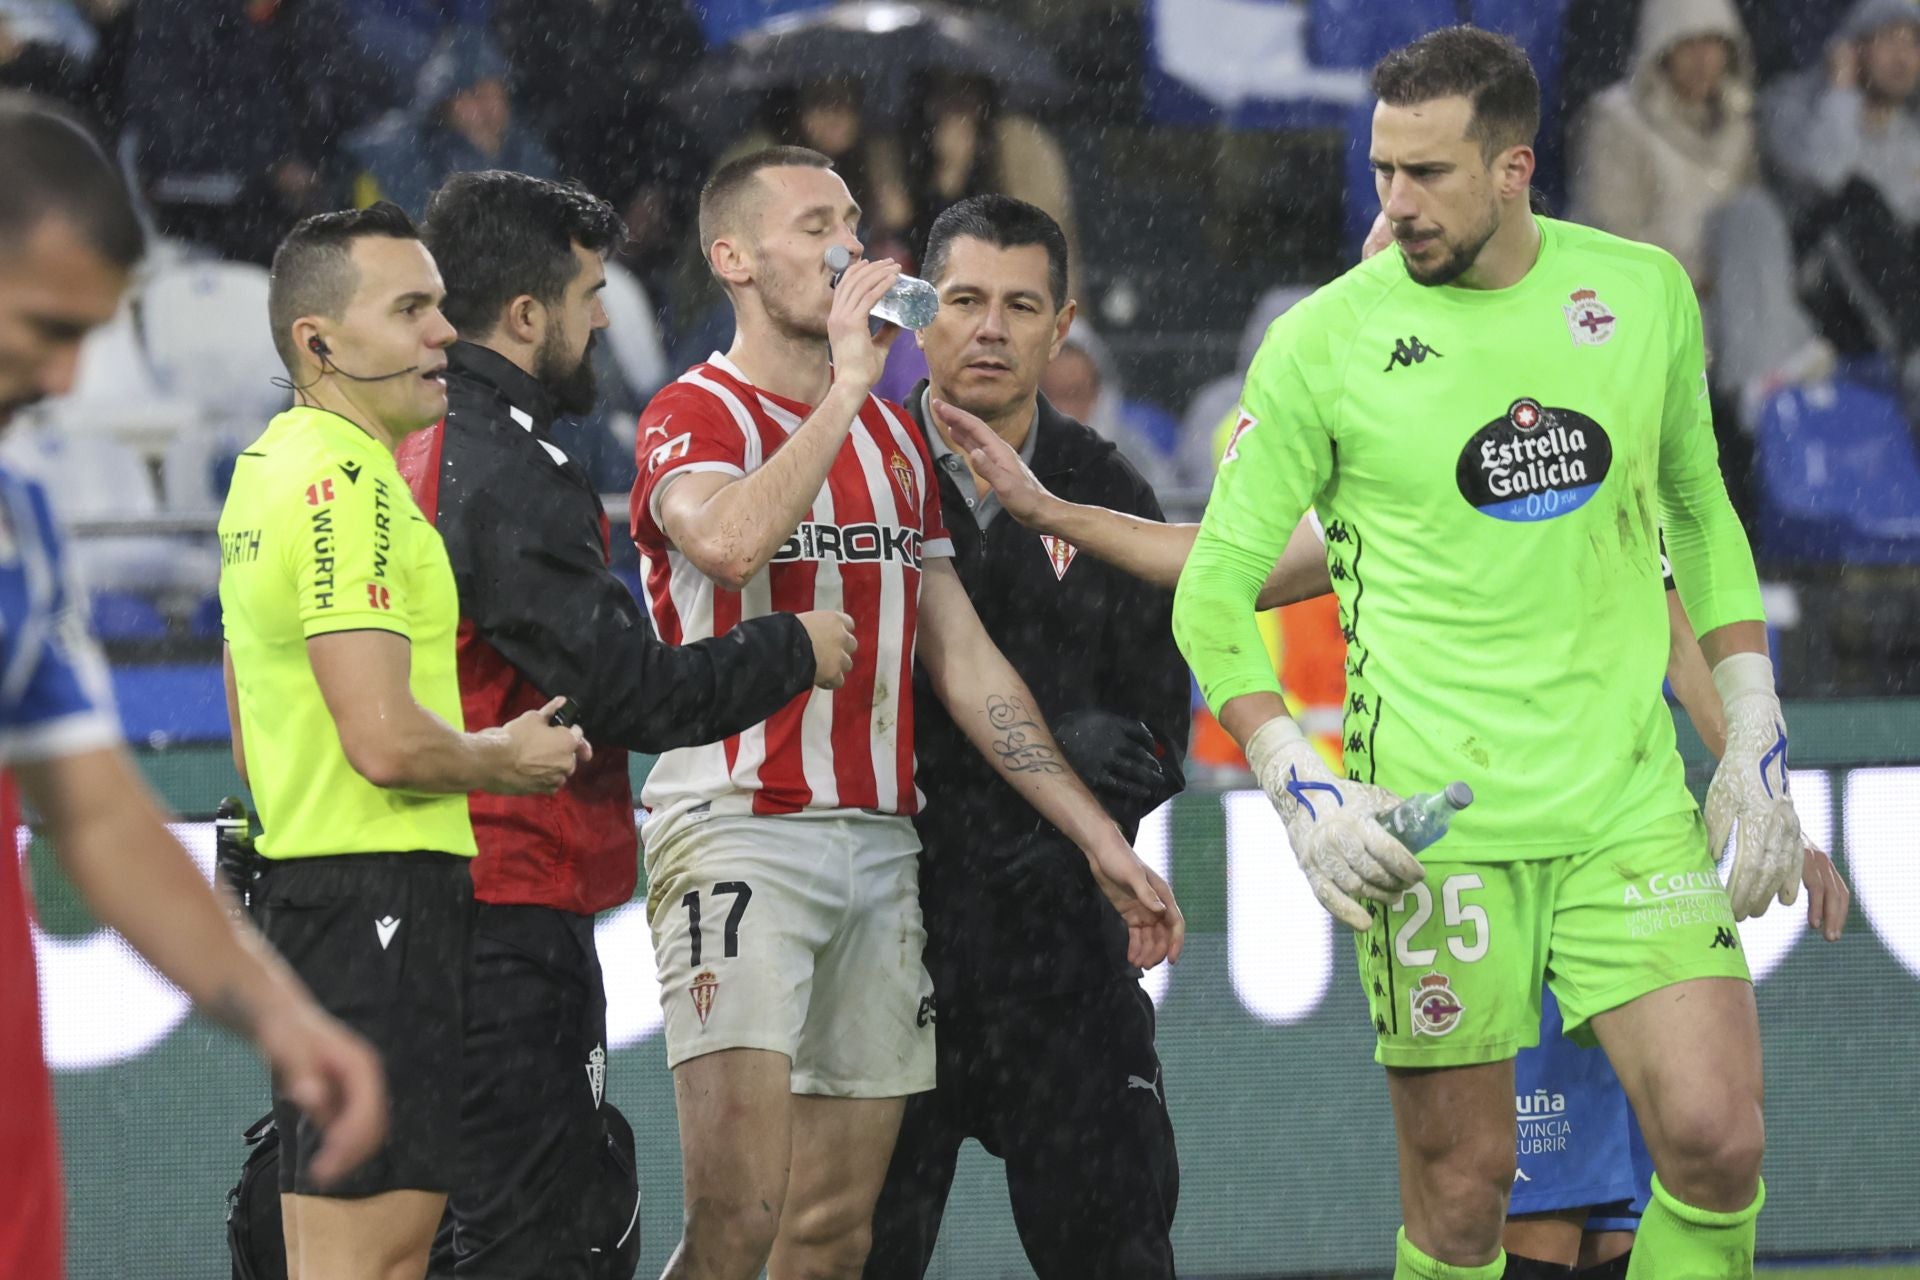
[629,146,1184,1280]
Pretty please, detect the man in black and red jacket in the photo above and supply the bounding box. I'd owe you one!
[397,169,856,1278]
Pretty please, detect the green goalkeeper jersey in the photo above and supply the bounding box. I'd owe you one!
[1176,216,1764,857]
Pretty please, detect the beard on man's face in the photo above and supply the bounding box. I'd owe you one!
[537,327,600,416]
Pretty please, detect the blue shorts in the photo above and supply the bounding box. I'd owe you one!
[1510,988,1654,1227]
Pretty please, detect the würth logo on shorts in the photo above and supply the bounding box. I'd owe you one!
[690,969,719,1026]
[1409,971,1463,1036]
[1382,336,1442,371]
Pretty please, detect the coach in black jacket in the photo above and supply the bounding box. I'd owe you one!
[866,196,1189,1280]
[399,171,853,1279]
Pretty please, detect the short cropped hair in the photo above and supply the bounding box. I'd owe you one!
[697,145,834,267]
[1371,26,1540,160]
[267,202,420,373]
[921,194,1070,310]
[423,171,626,337]
[0,91,144,268]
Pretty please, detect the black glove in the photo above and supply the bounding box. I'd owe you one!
[1053,709,1179,823]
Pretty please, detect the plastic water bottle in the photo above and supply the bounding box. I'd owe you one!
[825,245,939,330]
[1377,782,1474,853]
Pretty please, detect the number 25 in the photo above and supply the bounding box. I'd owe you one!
[1392,874,1489,965]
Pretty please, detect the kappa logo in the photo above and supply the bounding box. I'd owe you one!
[1409,971,1463,1037]
[1564,288,1617,346]
[1382,336,1443,371]
[916,995,937,1028]
[888,451,917,511]
[585,1043,606,1109]
[374,916,400,950]
[690,969,719,1026]
[1039,535,1078,580]
[1126,1068,1163,1104]
[1710,926,1740,951]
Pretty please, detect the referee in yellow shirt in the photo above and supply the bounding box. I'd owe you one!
[218,202,588,1280]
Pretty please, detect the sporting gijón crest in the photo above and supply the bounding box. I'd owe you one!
[1039,535,1078,580]
[888,450,917,511]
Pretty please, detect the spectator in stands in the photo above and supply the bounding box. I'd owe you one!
[128,0,385,263]
[877,71,1082,296]
[1763,0,1920,220]
[1040,328,1182,492]
[340,0,489,77]
[1570,0,1757,288]
[491,0,707,281]
[350,27,555,216]
[1761,0,1920,415]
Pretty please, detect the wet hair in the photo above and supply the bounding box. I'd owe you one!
[1371,26,1541,160]
[423,170,626,337]
[697,144,835,266]
[921,194,1070,310]
[0,91,144,268]
[267,202,420,373]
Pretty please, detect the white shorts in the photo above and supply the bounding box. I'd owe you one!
[645,809,936,1098]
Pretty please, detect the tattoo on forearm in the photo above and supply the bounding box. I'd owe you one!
[985,694,1064,774]
[202,983,259,1039]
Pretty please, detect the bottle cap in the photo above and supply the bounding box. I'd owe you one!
[1443,781,1474,809]
[824,245,851,276]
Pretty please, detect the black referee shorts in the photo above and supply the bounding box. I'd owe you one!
[255,850,473,1197]
[428,903,611,1279]
[865,976,1179,1280]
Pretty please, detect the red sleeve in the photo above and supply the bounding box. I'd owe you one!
[629,381,752,550]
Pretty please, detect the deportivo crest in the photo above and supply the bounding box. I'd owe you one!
[1039,535,1078,580]
[690,969,719,1026]
[1563,288,1616,347]
[585,1043,606,1109]
[889,451,917,510]
[1409,971,1464,1037]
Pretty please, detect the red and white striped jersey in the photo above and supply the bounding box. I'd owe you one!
[629,353,953,845]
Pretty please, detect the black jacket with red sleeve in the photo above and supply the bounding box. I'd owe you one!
[396,342,815,914]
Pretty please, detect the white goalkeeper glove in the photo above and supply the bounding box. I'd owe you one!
[1706,653,1804,920]
[1246,718,1423,931]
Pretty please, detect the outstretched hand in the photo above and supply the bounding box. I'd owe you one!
[932,399,1055,527]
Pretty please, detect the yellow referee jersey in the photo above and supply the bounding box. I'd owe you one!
[218,406,475,860]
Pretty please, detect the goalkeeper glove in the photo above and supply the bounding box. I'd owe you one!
[1246,718,1422,931]
[1707,653,1804,920]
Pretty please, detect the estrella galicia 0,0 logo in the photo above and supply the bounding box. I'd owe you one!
[1455,398,1612,523]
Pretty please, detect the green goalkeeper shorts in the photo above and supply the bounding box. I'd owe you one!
[1355,809,1752,1069]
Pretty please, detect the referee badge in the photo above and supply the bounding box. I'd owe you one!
[690,969,720,1027]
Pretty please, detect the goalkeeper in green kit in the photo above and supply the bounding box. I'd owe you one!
[1173,27,1804,1280]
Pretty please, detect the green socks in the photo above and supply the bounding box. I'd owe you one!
[1393,1227,1506,1279]
[1626,1174,1764,1279]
